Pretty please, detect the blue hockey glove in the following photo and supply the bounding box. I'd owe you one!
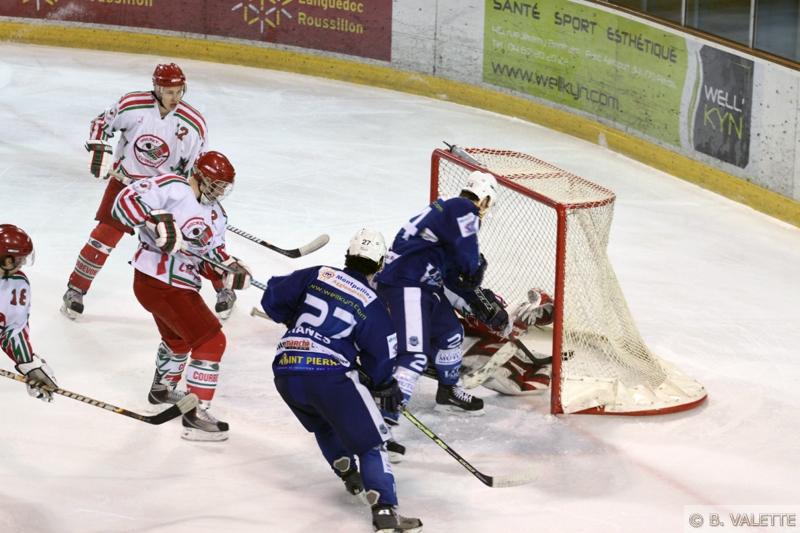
[372,378,404,415]
[467,287,509,334]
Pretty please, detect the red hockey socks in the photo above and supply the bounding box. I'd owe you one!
[67,223,124,293]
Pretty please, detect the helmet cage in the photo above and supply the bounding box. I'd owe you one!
[197,170,234,205]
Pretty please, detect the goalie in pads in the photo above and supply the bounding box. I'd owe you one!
[458,288,555,395]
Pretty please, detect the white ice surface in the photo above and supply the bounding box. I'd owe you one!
[1,43,799,533]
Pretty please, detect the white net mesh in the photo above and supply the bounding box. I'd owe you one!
[433,148,706,414]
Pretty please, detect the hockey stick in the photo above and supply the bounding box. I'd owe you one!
[250,307,270,319]
[110,169,328,260]
[182,247,268,291]
[226,224,329,259]
[0,368,199,425]
[401,408,535,488]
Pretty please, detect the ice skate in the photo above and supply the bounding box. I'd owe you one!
[386,439,406,464]
[214,288,236,320]
[147,370,188,405]
[181,400,229,442]
[435,383,484,414]
[60,287,84,319]
[372,504,423,533]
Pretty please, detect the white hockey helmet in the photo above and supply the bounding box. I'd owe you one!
[347,228,387,264]
[461,171,498,216]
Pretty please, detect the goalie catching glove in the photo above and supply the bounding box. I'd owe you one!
[145,210,183,254]
[514,288,554,326]
[15,355,57,403]
[85,140,113,179]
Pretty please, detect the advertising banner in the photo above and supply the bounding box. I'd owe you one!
[484,0,688,146]
[691,46,753,168]
[1,0,392,61]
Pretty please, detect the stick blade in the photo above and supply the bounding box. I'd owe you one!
[297,234,330,257]
[489,469,537,488]
[176,392,200,414]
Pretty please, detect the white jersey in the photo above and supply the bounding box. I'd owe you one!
[0,272,34,365]
[111,174,229,291]
[90,91,207,180]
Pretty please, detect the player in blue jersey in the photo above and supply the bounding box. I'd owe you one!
[375,171,510,419]
[261,228,423,533]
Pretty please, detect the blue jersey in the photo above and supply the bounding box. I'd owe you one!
[261,266,397,385]
[376,197,482,290]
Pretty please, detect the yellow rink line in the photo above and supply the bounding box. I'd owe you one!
[2,20,798,227]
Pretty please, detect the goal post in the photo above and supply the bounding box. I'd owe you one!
[431,147,707,415]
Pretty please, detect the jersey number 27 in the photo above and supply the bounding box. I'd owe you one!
[296,294,357,339]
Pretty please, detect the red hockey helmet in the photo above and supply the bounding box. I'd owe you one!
[193,151,236,205]
[152,63,186,88]
[0,224,34,273]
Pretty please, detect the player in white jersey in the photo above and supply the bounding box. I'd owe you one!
[1,225,57,402]
[61,63,238,320]
[111,151,252,441]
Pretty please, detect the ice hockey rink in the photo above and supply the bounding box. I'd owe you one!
[2,42,799,533]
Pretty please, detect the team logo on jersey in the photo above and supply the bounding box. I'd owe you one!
[133,134,171,168]
[319,268,335,280]
[457,212,479,238]
[181,217,213,248]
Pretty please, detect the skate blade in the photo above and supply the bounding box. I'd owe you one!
[375,526,422,533]
[216,310,232,321]
[434,404,485,416]
[388,451,404,464]
[181,427,229,442]
[59,303,80,320]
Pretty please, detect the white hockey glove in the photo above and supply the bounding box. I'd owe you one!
[514,288,555,327]
[145,210,184,254]
[85,140,113,179]
[222,257,252,291]
[16,355,57,403]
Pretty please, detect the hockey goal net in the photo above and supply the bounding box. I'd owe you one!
[431,147,707,415]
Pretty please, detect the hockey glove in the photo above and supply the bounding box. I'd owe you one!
[222,257,252,291]
[15,355,57,403]
[85,140,113,179]
[452,254,488,292]
[145,210,183,255]
[515,288,555,327]
[372,378,404,415]
[467,287,510,336]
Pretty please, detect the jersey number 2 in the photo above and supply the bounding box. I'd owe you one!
[296,294,356,339]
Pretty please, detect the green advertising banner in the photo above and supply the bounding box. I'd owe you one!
[484,0,688,146]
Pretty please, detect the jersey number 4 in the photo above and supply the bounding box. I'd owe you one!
[401,206,432,240]
[296,294,357,339]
